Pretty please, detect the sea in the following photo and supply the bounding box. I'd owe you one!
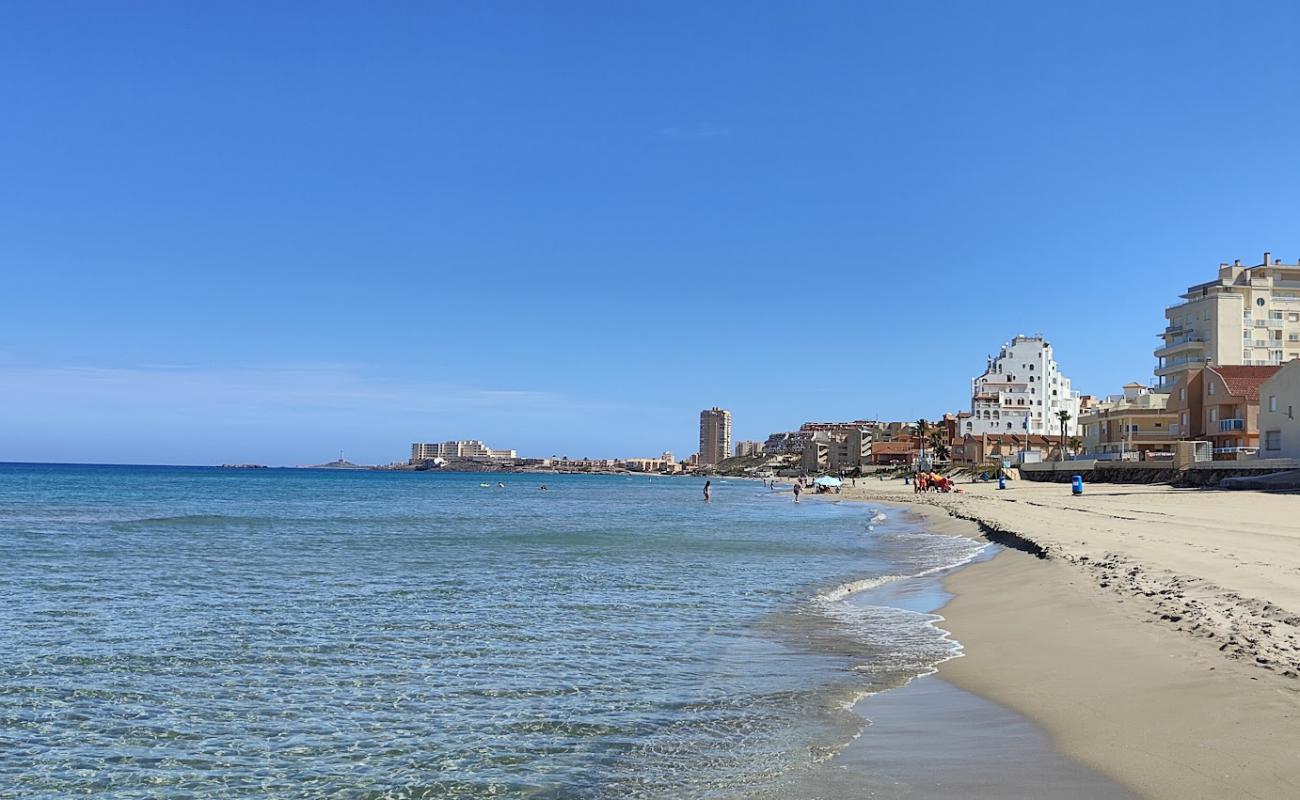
[0,464,989,799]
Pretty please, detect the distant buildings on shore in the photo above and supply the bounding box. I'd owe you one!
[698,408,732,465]
[407,254,1300,473]
[410,440,517,464]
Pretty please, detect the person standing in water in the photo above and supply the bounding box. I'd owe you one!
[703,480,711,502]
[792,482,802,503]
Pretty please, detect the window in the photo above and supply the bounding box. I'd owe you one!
[1270,395,1278,412]
[1210,408,1218,423]
[1271,311,1284,321]
[1265,430,1282,451]
[1208,382,1215,396]
[1179,388,1186,401]
[1290,313,1299,323]
[1257,297,1266,307]
[1243,329,1251,339]
[1181,412,1188,426]
[1154,422,1162,428]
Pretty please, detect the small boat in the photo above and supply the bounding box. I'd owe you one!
[480,482,491,488]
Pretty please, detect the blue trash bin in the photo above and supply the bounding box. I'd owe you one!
[997,474,1006,490]
[1072,474,1083,495]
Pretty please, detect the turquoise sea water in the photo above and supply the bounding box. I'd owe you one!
[0,464,985,798]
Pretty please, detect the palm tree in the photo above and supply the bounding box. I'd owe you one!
[1056,410,1072,461]
[915,418,931,468]
[928,431,946,463]
[1068,436,1083,458]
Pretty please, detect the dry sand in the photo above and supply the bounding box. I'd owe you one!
[837,478,1300,798]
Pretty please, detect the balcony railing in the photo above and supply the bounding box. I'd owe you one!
[1213,446,1258,457]
[1218,418,1246,432]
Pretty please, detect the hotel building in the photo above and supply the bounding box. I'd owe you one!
[966,335,1081,437]
[1156,252,1300,388]
[698,408,733,465]
[733,440,764,458]
[409,440,518,464]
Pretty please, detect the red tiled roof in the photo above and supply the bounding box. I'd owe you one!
[871,441,915,454]
[1207,365,1281,401]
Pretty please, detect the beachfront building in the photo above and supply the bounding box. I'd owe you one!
[799,427,871,473]
[1258,361,1300,460]
[1157,252,1300,389]
[1079,383,1178,461]
[1166,365,1280,460]
[410,440,517,464]
[733,440,764,458]
[966,335,1081,437]
[699,408,733,465]
[951,434,1065,467]
[867,440,915,466]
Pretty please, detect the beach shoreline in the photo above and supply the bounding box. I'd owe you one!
[826,478,1300,799]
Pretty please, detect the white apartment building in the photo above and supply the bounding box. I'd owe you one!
[967,334,1081,437]
[1157,252,1300,389]
[409,440,518,463]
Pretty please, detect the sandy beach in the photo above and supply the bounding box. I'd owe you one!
[836,478,1300,798]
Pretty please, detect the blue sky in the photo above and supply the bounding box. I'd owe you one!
[3,1,1300,465]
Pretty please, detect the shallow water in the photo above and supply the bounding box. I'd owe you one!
[0,465,985,798]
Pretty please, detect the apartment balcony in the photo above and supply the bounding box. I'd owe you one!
[1218,418,1246,432]
[1155,337,1206,357]
[1155,356,1208,377]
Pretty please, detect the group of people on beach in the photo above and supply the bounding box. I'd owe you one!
[914,471,955,494]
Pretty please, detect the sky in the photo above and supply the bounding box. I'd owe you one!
[3,1,1300,465]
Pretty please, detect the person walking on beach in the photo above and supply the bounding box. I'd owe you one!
[792,482,802,503]
[703,480,711,502]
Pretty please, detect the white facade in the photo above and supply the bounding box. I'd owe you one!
[1257,360,1300,460]
[410,440,517,463]
[966,335,1081,437]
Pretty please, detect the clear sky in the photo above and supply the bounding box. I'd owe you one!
[4,1,1300,465]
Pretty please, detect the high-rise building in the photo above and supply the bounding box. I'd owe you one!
[967,335,1081,437]
[733,440,764,458]
[698,408,732,465]
[1157,252,1300,389]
